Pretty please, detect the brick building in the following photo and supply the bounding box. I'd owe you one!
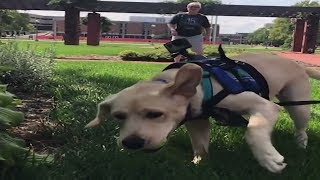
[219,33,249,45]
[28,14,219,40]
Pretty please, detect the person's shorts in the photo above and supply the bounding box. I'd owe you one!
[171,34,203,54]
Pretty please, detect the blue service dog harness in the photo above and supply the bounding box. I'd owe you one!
[163,59,270,127]
[163,39,320,127]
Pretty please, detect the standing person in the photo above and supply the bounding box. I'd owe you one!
[167,2,211,62]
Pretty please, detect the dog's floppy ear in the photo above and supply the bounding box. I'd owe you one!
[85,94,116,128]
[162,63,202,98]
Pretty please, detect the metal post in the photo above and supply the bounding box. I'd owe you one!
[53,18,57,39]
[35,19,39,41]
[213,16,218,44]
[151,24,156,45]
[209,16,213,43]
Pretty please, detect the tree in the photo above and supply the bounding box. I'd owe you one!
[249,0,320,48]
[269,18,294,47]
[0,10,32,36]
[48,0,98,45]
[248,27,270,45]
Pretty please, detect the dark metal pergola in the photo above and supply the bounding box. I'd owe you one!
[1,0,320,18]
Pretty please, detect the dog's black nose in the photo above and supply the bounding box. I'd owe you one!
[122,135,145,150]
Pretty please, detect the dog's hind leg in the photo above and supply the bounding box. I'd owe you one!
[185,119,210,164]
[277,78,311,149]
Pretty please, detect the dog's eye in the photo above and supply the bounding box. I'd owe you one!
[146,111,163,119]
[113,113,127,121]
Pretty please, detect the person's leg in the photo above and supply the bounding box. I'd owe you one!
[187,35,204,55]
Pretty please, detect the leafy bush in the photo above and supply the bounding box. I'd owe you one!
[119,50,141,61]
[0,41,55,92]
[119,46,172,62]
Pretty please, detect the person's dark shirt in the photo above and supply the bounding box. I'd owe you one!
[169,13,210,37]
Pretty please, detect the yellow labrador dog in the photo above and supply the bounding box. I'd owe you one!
[86,53,320,173]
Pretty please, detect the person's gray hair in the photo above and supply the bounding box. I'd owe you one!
[187,2,201,8]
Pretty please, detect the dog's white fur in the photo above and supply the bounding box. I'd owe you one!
[86,53,320,173]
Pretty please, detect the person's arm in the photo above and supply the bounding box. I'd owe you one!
[168,14,180,36]
[167,23,176,30]
[204,27,211,41]
[202,15,211,41]
[167,23,178,36]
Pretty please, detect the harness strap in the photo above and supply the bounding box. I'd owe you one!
[201,71,213,102]
[202,89,230,113]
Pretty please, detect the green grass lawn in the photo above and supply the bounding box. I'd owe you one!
[1,39,156,57]
[15,61,320,180]
[1,39,285,58]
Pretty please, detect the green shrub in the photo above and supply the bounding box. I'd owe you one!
[0,42,55,92]
[119,50,141,61]
[119,46,172,62]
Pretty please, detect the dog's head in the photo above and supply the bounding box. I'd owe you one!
[85,64,202,152]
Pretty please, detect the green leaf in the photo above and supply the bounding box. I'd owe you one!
[0,133,28,166]
[0,107,24,128]
[0,92,14,107]
[0,84,8,93]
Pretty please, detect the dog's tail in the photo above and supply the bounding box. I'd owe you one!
[305,67,320,80]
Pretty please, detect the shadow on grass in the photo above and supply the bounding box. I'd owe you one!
[43,122,320,180]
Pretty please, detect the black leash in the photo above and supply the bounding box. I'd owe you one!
[276,100,320,106]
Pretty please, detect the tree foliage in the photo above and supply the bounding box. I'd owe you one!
[295,0,320,7]
[0,10,33,33]
[269,18,294,47]
[248,0,320,47]
[247,26,270,45]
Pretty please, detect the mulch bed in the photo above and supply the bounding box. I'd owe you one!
[57,55,121,61]
[9,92,61,153]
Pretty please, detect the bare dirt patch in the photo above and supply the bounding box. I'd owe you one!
[9,92,61,153]
[57,55,121,61]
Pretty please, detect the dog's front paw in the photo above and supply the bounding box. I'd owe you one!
[258,151,287,173]
[192,155,202,165]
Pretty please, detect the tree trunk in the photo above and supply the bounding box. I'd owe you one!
[64,6,80,45]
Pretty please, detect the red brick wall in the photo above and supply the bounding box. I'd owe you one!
[56,20,172,37]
